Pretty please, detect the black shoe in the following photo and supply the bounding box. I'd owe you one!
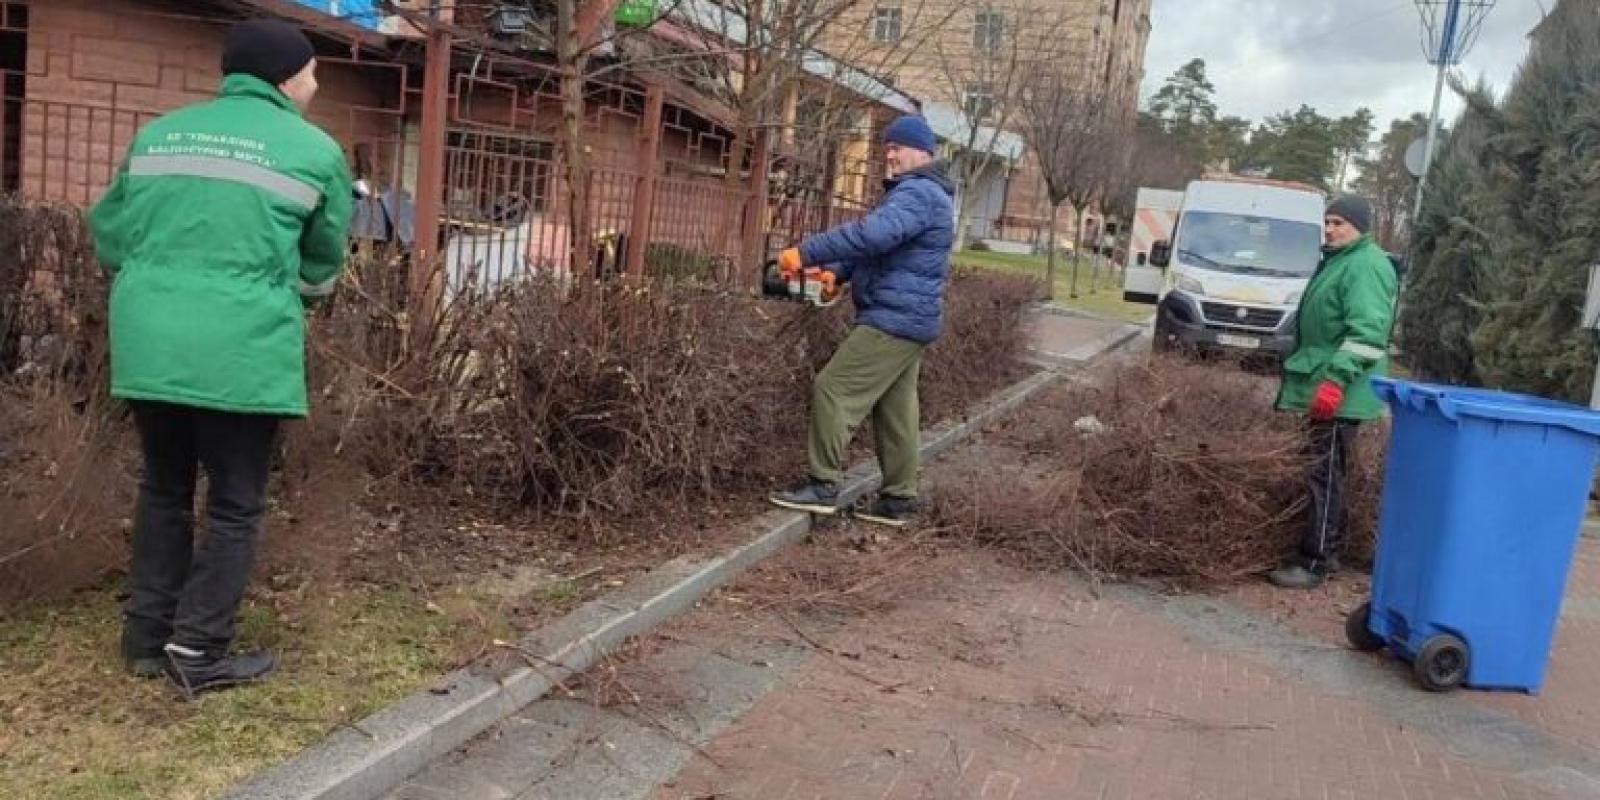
[769,479,842,515]
[854,494,919,528]
[164,644,277,699]
[122,636,169,679]
[126,655,167,679]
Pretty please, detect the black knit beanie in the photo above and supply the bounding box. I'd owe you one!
[1326,194,1374,234]
[222,19,315,86]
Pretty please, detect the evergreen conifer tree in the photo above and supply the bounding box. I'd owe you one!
[1468,0,1600,401]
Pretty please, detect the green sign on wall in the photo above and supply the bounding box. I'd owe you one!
[615,0,657,26]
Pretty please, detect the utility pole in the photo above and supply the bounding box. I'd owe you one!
[1412,0,1459,224]
[1410,0,1496,226]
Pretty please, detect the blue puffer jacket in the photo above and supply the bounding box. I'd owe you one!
[798,164,955,344]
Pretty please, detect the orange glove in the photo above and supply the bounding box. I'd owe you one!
[1309,380,1344,421]
[778,248,803,280]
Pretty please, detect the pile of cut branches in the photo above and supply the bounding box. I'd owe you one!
[933,356,1386,587]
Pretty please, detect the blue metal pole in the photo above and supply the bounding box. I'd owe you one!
[1439,0,1463,65]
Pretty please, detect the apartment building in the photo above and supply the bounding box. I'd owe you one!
[827,0,1152,246]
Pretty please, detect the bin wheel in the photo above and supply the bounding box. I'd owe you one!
[1414,634,1470,692]
[1345,602,1384,652]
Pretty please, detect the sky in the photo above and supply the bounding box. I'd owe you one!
[1141,0,1549,132]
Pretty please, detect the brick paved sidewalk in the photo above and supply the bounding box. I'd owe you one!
[656,551,1590,800]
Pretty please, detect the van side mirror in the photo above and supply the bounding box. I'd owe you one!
[1149,240,1171,268]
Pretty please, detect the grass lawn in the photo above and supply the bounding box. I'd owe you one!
[0,578,526,800]
[952,249,1156,324]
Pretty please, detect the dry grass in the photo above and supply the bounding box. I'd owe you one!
[0,580,511,800]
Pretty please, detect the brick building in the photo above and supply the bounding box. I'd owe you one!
[2,0,915,284]
[1,0,403,206]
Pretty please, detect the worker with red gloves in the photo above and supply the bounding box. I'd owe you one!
[1268,195,1398,589]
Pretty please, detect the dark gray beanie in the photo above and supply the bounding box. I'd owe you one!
[1326,194,1374,234]
[222,19,315,86]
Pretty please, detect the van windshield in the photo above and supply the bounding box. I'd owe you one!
[1175,211,1322,277]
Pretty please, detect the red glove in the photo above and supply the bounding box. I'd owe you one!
[1309,380,1344,421]
[778,248,803,280]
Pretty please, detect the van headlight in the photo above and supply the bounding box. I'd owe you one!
[1176,275,1205,296]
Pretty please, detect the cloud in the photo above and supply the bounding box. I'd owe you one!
[1142,0,1546,128]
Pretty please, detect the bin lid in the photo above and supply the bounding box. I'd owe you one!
[1372,378,1600,438]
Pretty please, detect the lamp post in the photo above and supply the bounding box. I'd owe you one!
[1410,1,1496,225]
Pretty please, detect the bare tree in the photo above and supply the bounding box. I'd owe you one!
[925,0,1084,250]
[1103,113,1203,220]
[632,0,951,272]
[554,0,595,275]
[1018,63,1120,297]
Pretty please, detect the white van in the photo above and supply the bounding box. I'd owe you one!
[1123,178,1325,357]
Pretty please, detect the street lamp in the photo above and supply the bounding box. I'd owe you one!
[1411,0,1496,224]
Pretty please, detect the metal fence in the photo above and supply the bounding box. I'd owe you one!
[0,27,886,296]
[0,83,157,206]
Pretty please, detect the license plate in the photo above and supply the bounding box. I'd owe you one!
[1217,333,1260,350]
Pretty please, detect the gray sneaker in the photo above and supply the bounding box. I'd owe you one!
[164,644,278,699]
[769,480,842,515]
[853,495,919,528]
[1267,564,1327,590]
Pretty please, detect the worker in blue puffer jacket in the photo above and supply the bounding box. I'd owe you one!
[769,115,955,527]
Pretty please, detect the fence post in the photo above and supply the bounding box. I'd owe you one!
[625,82,664,279]
[739,128,770,288]
[820,142,839,232]
[410,13,451,325]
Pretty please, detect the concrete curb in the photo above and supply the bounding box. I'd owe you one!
[223,366,1074,800]
[1029,320,1146,365]
[1031,300,1158,328]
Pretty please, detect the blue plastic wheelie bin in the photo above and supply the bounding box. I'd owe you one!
[1346,378,1600,693]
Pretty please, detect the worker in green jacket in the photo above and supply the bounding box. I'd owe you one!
[89,19,352,694]
[1268,195,1397,590]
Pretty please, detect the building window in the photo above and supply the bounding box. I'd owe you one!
[973,10,1004,54]
[963,83,995,121]
[1113,0,1123,24]
[871,6,902,43]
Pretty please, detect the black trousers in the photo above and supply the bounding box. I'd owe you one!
[121,401,280,660]
[1297,420,1360,573]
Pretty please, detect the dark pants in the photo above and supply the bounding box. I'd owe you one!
[121,401,280,660]
[1298,419,1360,573]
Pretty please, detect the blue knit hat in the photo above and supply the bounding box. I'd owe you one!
[883,115,937,155]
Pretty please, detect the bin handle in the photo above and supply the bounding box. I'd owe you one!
[1434,395,1462,422]
[1387,380,1461,422]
